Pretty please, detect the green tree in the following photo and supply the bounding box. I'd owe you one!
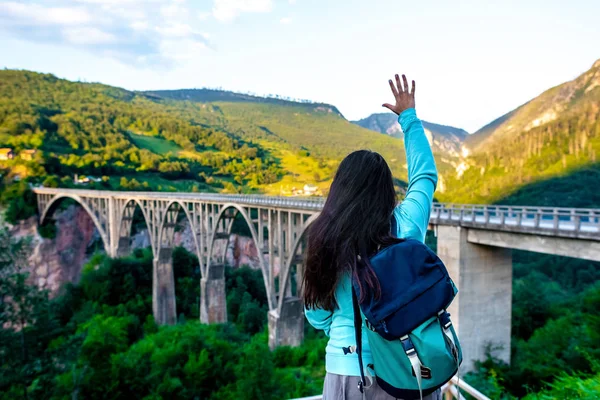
[0,230,52,399]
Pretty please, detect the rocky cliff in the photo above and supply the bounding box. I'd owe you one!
[10,205,99,296]
[8,205,262,297]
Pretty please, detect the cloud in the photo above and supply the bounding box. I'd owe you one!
[62,27,117,45]
[0,0,212,67]
[289,0,296,3]
[0,2,91,25]
[198,11,211,20]
[212,0,272,22]
[280,17,292,24]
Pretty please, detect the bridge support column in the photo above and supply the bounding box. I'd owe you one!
[437,225,512,372]
[153,249,177,325]
[116,237,131,257]
[268,297,304,350]
[200,264,227,324]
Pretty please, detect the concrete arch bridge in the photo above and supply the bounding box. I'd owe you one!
[34,188,600,369]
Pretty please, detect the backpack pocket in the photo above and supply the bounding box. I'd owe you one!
[366,314,461,398]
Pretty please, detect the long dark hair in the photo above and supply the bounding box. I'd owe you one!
[302,150,400,311]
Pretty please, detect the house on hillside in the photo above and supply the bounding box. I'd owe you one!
[303,184,319,196]
[74,174,102,185]
[74,174,90,185]
[0,148,14,160]
[20,149,37,161]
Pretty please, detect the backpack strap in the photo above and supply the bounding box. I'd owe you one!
[400,335,424,400]
[390,213,398,238]
[351,213,397,394]
[351,287,367,394]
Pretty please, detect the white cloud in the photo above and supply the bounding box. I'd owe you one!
[0,0,211,67]
[130,20,150,31]
[198,11,211,20]
[160,3,185,18]
[212,0,273,22]
[0,2,91,26]
[158,38,207,62]
[289,0,296,3]
[62,27,117,45]
[280,17,292,24]
[76,0,147,4]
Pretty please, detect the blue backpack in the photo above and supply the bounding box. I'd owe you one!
[351,220,462,399]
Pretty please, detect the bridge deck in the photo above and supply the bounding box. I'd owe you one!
[431,204,599,240]
[32,188,599,240]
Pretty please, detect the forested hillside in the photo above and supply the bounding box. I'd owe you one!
[0,233,326,399]
[438,59,600,203]
[2,62,600,212]
[457,169,600,398]
[0,70,282,193]
[143,88,343,113]
[0,69,470,214]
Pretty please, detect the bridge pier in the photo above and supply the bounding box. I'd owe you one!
[200,264,228,324]
[268,297,304,350]
[153,249,177,325]
[116,237,131,257]
[437,225,513,372]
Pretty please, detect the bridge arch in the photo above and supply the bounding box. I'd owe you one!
[39,194,110,253]
[115,198,153,257]
[207,203,272,310]
[153,200,207,324]
[277,213,319,314]
[155,200,204,263]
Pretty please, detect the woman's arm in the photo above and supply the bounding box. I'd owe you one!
[304,307,333,336]
[383,75,438,242]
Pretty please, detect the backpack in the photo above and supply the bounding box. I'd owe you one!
[351,220,462,400]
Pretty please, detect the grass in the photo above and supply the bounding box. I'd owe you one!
[128,132,183,155]
[257,141,334,195]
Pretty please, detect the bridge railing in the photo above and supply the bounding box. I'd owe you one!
[32,187,328,211]
[288,376,491,400]
[430,203,600,239]
[32,187,600,238]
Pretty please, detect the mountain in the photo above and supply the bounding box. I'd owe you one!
[438,58,600,203]
[1,70,444,200]
[352,113,469,157]
[3,59,598,208]
[143,88,343,116]
[467,58,600,150]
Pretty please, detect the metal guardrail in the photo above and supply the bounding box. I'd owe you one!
[430,203,600,240]
[289,376,491,400]
[441,376,492,400]
[32,188,600,239]
[32,187,326,211]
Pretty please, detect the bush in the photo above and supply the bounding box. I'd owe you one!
[42,175,60,188]
[523,372,600,399]
[38,223,57,239]
[1,181,37,224]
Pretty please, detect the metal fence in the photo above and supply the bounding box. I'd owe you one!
[430,203,600,239]
[289,375,491,400]
[32,188,600,239]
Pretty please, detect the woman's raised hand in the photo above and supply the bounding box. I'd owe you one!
[382,74,415,115]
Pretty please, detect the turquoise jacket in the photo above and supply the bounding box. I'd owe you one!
[304,108,438,376]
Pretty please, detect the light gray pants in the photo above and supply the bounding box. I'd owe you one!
[322,373,442,400]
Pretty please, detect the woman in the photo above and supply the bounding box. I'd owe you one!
[303,74,439,400]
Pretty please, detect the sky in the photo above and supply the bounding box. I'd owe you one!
[1,0,599,132]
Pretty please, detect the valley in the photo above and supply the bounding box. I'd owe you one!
[1,59,599,400]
